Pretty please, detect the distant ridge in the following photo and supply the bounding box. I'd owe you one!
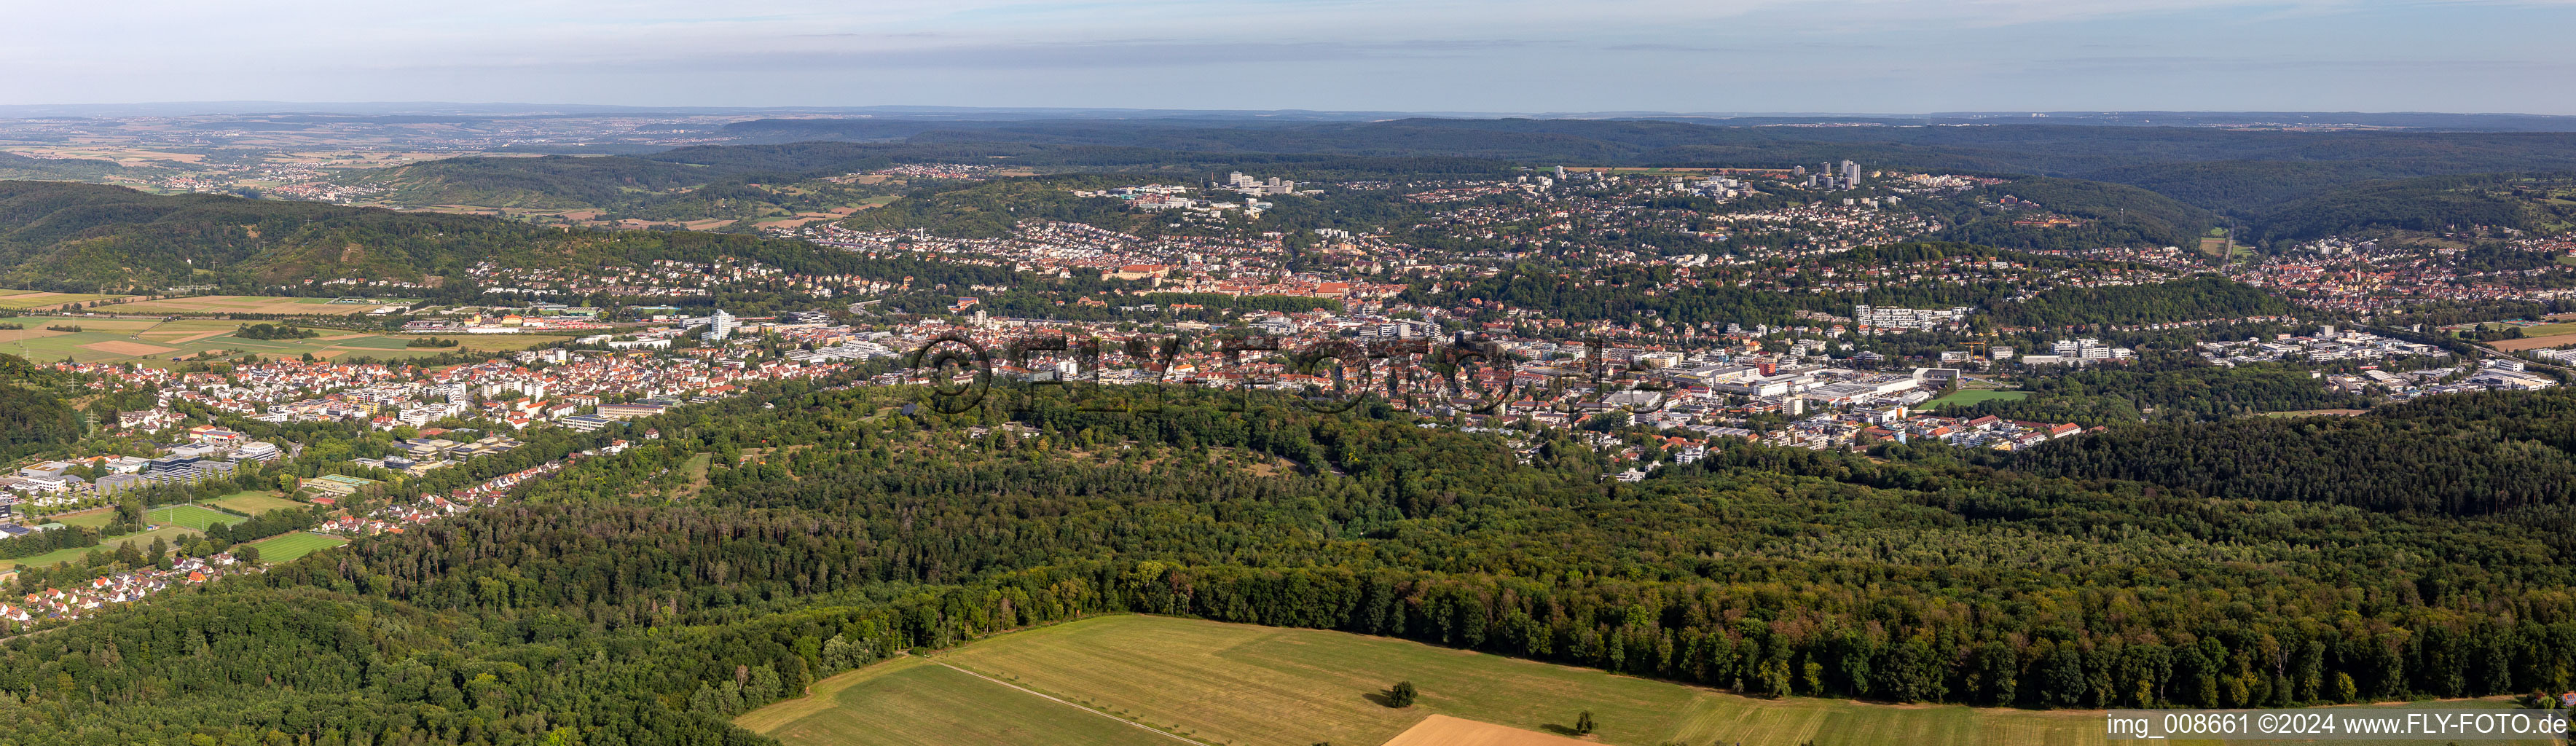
[5,102,2576,130]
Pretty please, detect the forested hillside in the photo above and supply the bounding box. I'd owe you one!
[1987,276,2292,329]
[1421,256,2280,329]
[0,382,80,461]
[0,181,989,292]
[839,176,1155,238]
[6,381,2575,745]
[2011,387,2576,514]
[342,156,726,210]
[0,152,125,182]
[1931,177,2214,250]
[1939,363,2372,426]
[2243,173,2576,245]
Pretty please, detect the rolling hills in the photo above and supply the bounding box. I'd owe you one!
[281,119,2576,243]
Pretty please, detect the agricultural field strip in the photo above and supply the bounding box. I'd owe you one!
[930,659,1217,746]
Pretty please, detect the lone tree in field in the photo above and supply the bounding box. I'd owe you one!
[1386,681,1417,708]
[1574,710,1595,735]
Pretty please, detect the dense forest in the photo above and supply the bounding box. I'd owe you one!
[6,379,2576,745]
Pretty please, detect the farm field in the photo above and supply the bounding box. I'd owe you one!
[207,490,305,515]
[745,616,2107,746]
[243,532,348,562]
[147,504,240,531]
[745,616,2546,746]
[103,295,415,316]
[0,525,199,570]
[0,289,133,311]
[0,315,550,366]
[1920,389,2030,409]
[737,656,1176,746]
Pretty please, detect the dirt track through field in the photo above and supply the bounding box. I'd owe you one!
[143,330,230,344]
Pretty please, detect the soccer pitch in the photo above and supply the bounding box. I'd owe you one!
[148,504,240,531]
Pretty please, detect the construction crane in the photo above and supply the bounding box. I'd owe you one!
[1966,331,2002,366]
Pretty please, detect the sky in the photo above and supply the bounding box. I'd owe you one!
[5,0,2574,114]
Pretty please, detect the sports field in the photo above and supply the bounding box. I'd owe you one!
[0,525,200,570]
[1920,390,2030,409]
[148,503,240,531]
[745,616,2543,746]
[242,532,349,562]
[0,315,550,367]
[207,490,305,515]
[50,509,117,528]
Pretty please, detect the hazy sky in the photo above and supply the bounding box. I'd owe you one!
[7,0,2573,113]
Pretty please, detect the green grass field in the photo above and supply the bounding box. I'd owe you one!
[206,491,305,515]
[0,525,200,570]
[147,504,240,531]
[743,616,2545,746]
[0,315,551,368]
[1921,390,2030,409]
[243,532,349,562]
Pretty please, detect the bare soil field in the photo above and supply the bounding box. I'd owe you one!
[2491,331,2576,351]
[1378,715,1593,746]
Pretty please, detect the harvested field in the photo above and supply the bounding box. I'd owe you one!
[82,340,178,356]
[2491,331,2576,351]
